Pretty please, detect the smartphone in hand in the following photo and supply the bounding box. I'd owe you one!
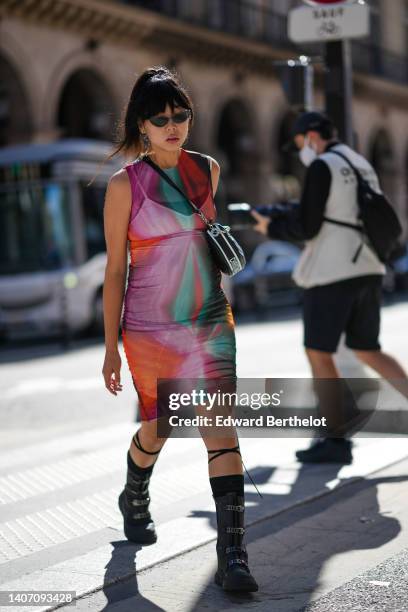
[227,203,256,229]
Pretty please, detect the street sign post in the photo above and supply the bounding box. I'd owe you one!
[325,41,354,145]
[287,0,370,145]
[289,1,370,44]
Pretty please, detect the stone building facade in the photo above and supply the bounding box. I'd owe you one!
[1,0,407,234]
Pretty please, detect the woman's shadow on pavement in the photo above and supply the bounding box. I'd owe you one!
[100,540,165,611]
[187,462,405,612]
[99,460,404,611]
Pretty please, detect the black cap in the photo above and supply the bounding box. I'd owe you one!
[282,111,334,152]
[292,111,333,136]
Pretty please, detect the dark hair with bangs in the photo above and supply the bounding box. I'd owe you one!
[110,66,194,161]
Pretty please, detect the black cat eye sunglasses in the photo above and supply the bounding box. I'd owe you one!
[148,109,191,128]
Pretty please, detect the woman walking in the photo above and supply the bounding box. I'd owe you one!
[102,67,258,592]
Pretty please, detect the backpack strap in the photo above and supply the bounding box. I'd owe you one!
[322,149,367,264]
[323,217,363,232]
[322,150,365,233]
[322,216,365,263]
[327,148,364,182]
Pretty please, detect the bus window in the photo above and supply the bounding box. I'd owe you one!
[43,184,75,268]
[80,182,106,259]
[0,183,74,274]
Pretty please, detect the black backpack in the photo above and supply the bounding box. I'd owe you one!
[324,149,403,264]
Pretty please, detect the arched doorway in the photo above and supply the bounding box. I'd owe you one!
[370,128,396,202]
[216,98,258,200]
[215,98,260,259]
[0,54,33,145]
[57,69,116,140]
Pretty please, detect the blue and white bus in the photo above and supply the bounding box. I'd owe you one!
[0,139,122,339]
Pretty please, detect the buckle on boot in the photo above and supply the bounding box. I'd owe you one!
[226,546,247,554]
[226,527,245,535]
[225,504,244,512]
[131,497,150,507]
[227,558,248,568]
[125,483,148,497]
[132,511,150,520]
[128,474,149,486]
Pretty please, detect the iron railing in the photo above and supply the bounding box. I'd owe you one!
[121,0,408,85]
[351,41,408,85]
[121,0,293,49]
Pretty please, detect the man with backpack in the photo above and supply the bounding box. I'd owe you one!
[252,111,407,464]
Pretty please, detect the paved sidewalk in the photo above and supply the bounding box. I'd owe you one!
[0,425,407,612]
[58,456,408,612]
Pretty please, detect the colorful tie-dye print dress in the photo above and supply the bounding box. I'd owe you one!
[121,148,236,421]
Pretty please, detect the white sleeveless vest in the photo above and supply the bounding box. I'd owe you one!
[292,143,386,289]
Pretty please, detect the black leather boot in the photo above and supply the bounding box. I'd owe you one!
[208,446,258,592]
[213,491,258,592]
[118,430,161,545]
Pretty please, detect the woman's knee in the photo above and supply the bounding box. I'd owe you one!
[138,421,165,450]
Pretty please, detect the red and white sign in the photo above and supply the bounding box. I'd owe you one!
[289,1,369,43]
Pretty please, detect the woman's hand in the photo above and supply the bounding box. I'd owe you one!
[102,349,123,395]
[251,210,270,236]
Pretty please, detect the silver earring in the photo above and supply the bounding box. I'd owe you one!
[141,133,150,150]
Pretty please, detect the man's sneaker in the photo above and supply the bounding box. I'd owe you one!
[296,438,352,464]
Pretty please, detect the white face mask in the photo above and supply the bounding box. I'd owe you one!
[299,136,318,167]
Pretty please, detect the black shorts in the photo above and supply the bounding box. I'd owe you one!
[303,275,383,353]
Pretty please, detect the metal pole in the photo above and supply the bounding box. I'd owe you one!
[304,63,314,111]
[325,39,354,145]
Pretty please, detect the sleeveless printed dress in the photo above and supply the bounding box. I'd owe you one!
[121,148,236,421]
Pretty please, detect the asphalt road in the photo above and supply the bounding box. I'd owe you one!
[1,298,408,449]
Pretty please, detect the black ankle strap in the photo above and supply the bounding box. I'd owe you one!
[207,445,241,463]
[133,430,162,456]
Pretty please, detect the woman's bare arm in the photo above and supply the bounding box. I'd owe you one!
[209,157,220,196]
[102,168,131,394]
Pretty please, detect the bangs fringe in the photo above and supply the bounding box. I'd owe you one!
[138,79,192,118]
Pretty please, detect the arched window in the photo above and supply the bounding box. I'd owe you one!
[215,98,258,229]
[57,69,115,141]
[216,99,256,177]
